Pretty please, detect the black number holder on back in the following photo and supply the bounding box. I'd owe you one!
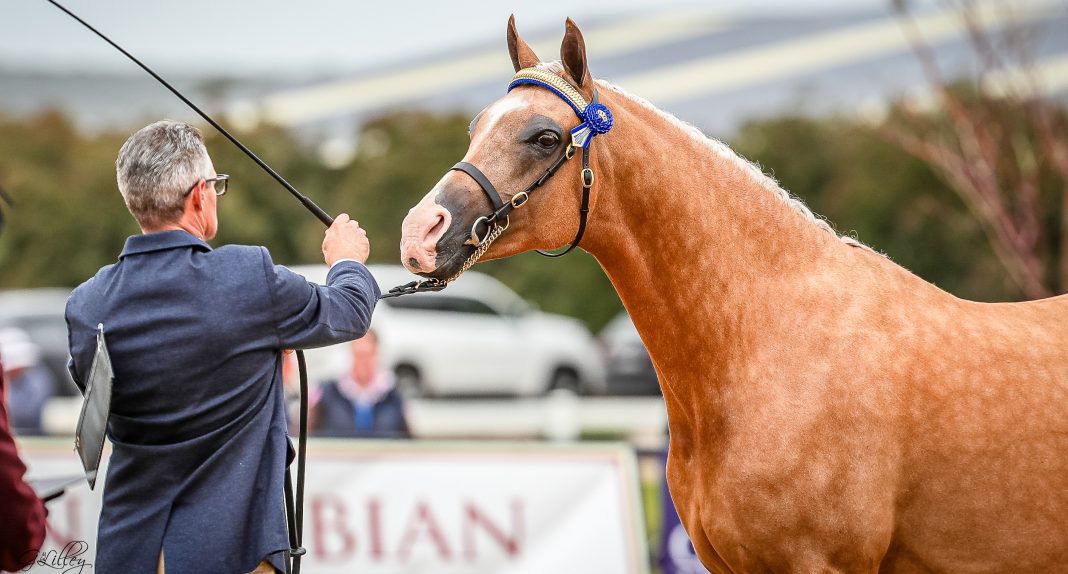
[74,323,113,490]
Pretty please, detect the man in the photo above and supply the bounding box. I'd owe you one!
[310,330,410,438]
[0,357,48,572]
[65,120,379,573]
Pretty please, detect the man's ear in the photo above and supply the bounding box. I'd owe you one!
[188,180,205,210]
[507,15,541,72]
[560,18,593,88]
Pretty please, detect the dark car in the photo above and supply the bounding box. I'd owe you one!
[0,288,78,396]
[599,311,661,395]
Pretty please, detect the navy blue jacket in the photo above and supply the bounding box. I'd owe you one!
[65,230,379,573]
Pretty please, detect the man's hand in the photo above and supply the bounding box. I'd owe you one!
[322,213,370,266]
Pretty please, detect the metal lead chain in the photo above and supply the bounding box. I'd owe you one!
[447,222,506,282]
[380,223,507,299]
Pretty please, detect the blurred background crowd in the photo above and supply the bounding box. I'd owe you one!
[1,0,1066,572]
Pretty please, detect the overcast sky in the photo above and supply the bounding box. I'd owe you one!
[3,0,893,78]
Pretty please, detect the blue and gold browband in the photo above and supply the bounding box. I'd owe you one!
[508,67,614,149]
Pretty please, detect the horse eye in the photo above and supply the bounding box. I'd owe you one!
[536,132,559,148]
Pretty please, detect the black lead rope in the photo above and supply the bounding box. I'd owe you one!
[286,351,310,574]
[279,351,308,574]
[380,278,449,299]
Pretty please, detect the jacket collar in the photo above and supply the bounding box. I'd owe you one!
[119,230,212,259]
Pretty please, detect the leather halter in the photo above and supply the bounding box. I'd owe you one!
[382,68,613,298]
[450,143,586,257]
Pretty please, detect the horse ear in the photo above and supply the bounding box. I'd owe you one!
[560,18,593,88]
[507,15,540,72]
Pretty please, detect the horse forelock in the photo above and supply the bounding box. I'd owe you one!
[532,60,568,76]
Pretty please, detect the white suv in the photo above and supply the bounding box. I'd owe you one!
[289,264,606,397]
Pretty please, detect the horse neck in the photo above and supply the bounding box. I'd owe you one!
[583,86,848,394]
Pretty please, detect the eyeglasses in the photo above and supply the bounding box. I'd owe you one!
[184,174,229,197]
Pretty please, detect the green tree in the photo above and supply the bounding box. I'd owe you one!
[0,112,137,288]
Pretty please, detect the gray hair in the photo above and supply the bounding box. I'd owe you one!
[116,120,213,228]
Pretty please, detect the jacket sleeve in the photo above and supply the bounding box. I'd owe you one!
[261,249,380,350]
[0,366,48,572]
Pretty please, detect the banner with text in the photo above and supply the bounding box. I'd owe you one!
[19,439,649,574]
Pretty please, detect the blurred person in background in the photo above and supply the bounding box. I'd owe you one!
[310,330,410,438]
[0,328,56,436]
[65,120,378,574]
[0,357,48,572]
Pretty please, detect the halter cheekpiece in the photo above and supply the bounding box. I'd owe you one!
[383,67,615,298]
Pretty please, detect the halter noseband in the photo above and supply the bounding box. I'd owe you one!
[382,67,614,298]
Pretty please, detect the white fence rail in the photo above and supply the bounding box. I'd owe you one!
[43,393,668,447]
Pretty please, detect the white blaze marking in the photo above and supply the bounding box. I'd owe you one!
[470,95,529,148]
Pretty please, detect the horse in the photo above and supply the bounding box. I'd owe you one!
[398,16,1068,573]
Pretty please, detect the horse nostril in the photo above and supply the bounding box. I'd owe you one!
[419,208,451,248]
[427,214,445,241]
[400,194,452,275]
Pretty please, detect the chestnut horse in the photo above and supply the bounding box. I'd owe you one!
[399,17,1068,573]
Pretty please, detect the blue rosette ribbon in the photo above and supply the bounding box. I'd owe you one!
[570,102,614,149]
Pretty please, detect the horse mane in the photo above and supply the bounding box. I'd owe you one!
[532,61,868,250]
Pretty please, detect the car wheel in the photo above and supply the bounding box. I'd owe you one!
[547,367,581,395]
[394,364,425,398]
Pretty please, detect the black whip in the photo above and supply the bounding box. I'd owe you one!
[43,0,334,227]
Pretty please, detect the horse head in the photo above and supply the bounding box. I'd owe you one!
[400,16,607,280]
